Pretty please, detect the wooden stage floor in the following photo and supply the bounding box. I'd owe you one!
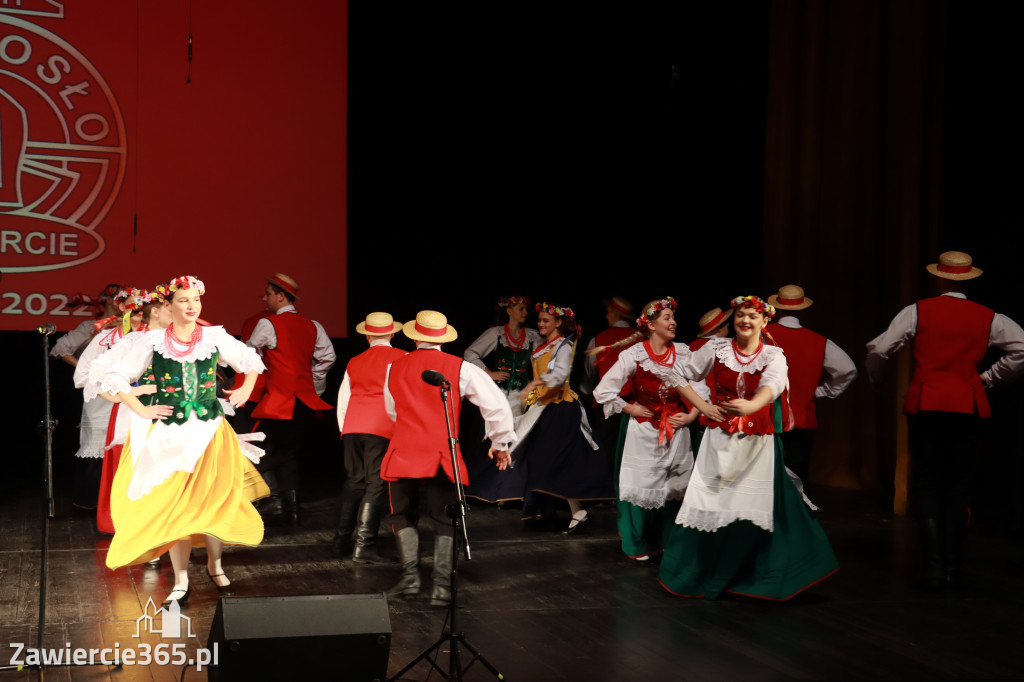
[1,484,1022,681]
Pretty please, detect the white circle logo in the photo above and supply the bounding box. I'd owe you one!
[1,12,126,272]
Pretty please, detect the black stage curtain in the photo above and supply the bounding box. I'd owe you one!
[762,0,1024,527]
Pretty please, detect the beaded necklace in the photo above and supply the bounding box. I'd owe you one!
[503,323,527,351]
[164,324,203,359]
[731,338,764,365]
[643,339,675,367]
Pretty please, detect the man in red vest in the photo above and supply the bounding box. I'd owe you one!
[687,306,733,455]
[580,297,637,471]
[766,285,856,485]
[581,296,637,400]
[247,273,336,525]
[867,252,1024,591]
[382,310,515,606]
[333,312,407,563]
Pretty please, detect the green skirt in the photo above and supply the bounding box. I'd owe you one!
[657,431,838,600]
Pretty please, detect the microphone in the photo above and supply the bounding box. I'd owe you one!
[421,369,449,387]
[35,322,57,336]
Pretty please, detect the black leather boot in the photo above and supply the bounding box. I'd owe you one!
[332,496,360,557]
[352,503,393,564]
[943,519,969,591]
[430,535,454,607]
[282,489,300,526]
[386,527,420,598]
[916,517,944,592]
[255,471,283,519]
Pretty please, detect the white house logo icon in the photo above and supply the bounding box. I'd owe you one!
[135,598,195,639]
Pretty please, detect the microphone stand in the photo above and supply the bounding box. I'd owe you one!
[0,327,123,677]
[387,373,504,681]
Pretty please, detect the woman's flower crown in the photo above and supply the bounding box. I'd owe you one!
[535,301,575,319]
[636,296,677,329]
[119,287,149,313]
[497,295,530,309]
[730,295,776,319]
[145,284,170,304]
[167,275,206,295]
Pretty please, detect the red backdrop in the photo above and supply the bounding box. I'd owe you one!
[0,0,347,335]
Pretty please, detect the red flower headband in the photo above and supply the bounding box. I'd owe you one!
[497,296,530,309]
[636,296,677,329]
[168,275,206,295]
[730,295,776,319]
[145,284,171,304]
[120,287,149,313]
[535,301,575,320]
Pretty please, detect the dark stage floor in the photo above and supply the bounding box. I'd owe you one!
[1,484,1022,681]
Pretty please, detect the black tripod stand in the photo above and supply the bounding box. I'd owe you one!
[387,370,505,681]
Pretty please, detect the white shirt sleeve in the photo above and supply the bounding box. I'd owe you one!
[981,313,1024,387]
[463,327,500,370]
[73,333,108,390]
[212,327,266,374]
[246,317,276,351]
[540,341,573,387]
[760,348,789,402]
[459,361,517,449]
[383,364,397,422]
[336,371,352,431]
[312,320,336,395]
[816,340,858,398]
[678,338,720,384]
[594,349,635,417]
[51,319,95,359]
[88,333,155,400]
[865,303,917,383]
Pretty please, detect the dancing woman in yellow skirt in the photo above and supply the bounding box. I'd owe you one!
[86,275,267,607]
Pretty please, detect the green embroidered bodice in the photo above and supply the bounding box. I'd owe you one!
[150,351,223,426]
[492,343,532,393]
[137,364,157,407]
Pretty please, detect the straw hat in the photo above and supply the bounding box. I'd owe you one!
[402,310,458,344]
[767,284,813,311]
[605,296,634,318]
[356,312,403,336]
[266,273,300,299]
[698,307,732,337]
[926,251,982,281]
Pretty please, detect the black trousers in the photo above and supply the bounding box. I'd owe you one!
[388,473,458,537]
[906,411,980,525]
[341,433,389,508]
[256,401,314,492]
[779,428,815,484]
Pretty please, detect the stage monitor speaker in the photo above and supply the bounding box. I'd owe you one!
[205,593,391,682]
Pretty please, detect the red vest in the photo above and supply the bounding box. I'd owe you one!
[595,326,638,401]
[905,296,993,417]
[380,349,467,483]
[766,324,827,430]
[252,312,333,419]
[340,344,408,438]
[708,358,774,435]
[595,326,638,378]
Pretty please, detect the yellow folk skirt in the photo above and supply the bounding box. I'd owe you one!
[106,419,268,569]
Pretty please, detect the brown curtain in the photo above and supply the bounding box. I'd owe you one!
[761,0,949,507]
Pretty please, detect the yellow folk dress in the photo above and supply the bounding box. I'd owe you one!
[86,326,268,568]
